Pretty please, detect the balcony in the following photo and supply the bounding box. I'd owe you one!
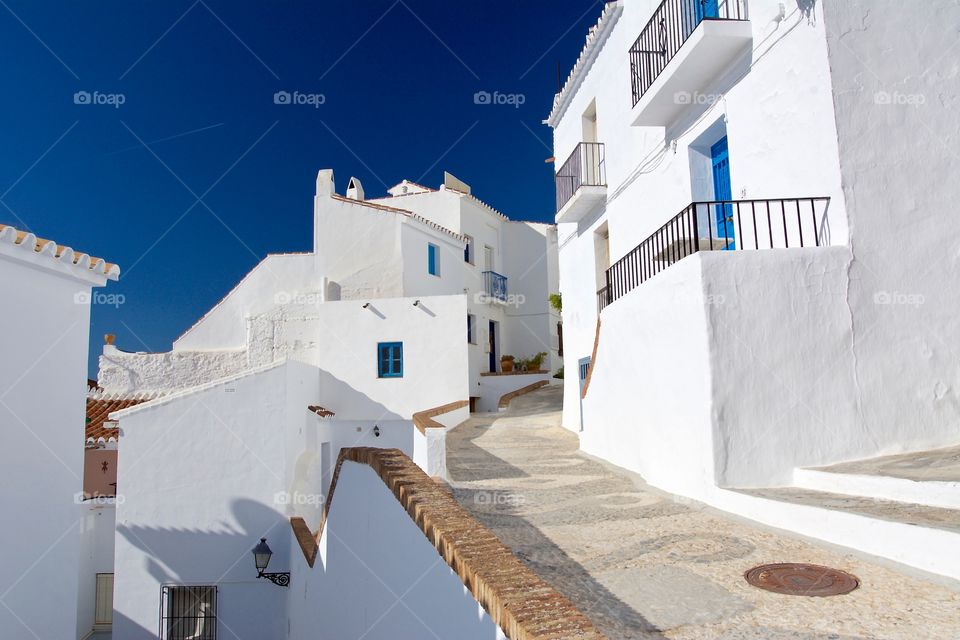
[598,197,831,310]
[481,270,508,304]
[555,142,606,224]
[629,0,751,127]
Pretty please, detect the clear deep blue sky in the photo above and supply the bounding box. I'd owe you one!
[0,1,605,376]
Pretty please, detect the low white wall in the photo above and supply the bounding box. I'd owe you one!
[580,256,717,498]
[476,372,553,412]
[112,361,317,639]
[77,502,115,638]
[287,461,507,640]
[701,248,859,486]
[98,345,248,393]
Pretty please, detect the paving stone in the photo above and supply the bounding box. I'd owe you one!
[447,385,960,640]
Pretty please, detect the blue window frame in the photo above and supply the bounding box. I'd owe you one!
[428,243,439,276]
[377,342,403,378]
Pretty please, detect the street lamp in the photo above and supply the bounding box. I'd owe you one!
[252,537,290,587]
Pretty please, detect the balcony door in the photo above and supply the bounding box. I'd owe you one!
[694,0,719,22]
[711,136,735,249]
[483,245,494,272]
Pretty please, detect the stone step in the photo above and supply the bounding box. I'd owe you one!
[793,467,960,509]
[793,444,960,509]
[721,486,960,580]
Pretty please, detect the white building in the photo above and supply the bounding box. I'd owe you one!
[548,0,960,578]
[105,169,562,637]
[0,224,119,640]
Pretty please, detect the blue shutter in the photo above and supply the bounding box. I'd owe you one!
[428,244,438,275]
[378,342,403,378]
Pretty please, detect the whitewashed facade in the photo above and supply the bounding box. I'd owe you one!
[0,225,119,640]
[549,0,960,576]
[106,169,559,636]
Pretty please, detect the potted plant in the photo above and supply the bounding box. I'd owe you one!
[518,352,548,372]
[500,355,515,373]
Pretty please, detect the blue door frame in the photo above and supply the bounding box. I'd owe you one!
[711,136,735,250]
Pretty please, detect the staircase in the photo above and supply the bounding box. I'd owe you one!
[718,445,960,581]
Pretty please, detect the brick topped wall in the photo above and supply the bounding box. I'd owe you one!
[291,447,605,640]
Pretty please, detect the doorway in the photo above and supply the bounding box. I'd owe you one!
[711,136,734,249]
[488,321,498,372]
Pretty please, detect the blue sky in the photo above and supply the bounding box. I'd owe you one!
[0,0,605,376]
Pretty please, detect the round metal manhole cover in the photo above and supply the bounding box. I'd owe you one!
[745,563,860,597]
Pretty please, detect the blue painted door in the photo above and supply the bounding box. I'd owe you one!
[696,0,719,21]
[488,321,497,372]
[577,357,591,432]
[711,136,735,249]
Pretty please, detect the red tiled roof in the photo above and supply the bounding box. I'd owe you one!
[85,395,149,441]
[0,224,120,279]
[307,405,335,418]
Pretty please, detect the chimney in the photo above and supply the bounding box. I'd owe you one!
[315,169,335,197]
[346,177,365,201]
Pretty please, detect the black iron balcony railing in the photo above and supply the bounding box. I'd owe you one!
[555,142,606,213]
[598,197,831,311]
[629,0,746,106]
[482,270,508,302]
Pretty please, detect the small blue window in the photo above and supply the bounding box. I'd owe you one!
[467,314,476,343]
[428,243,439,276]
[377,342,403,378]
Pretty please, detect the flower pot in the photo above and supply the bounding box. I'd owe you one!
[501,360,514,373]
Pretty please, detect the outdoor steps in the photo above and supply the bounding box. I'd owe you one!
[793,467,960,509]
[720,485,960,581]
[792,444,960,510]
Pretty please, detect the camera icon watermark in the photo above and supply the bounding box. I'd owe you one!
[273,90,326,108]
[75,492,124,505]
[74,291,126,308]
[473,90,525,109]
[874,91,925,106]
[73,90,125,109]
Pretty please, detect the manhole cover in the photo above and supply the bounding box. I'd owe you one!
[745,563,859,596]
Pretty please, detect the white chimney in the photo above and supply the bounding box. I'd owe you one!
[315,169,335,197]
[346,177,365,201]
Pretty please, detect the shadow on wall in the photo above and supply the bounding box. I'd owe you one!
[116,499,288,639]
[317,369,404,420]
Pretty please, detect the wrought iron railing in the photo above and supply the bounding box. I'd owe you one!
[598,197,831,310]
[555,142,606,212]
[482,270,508,302]
[629,0,746,106]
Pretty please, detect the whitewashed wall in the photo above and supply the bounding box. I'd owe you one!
[77,502,116,638]
[287,461,507,640]
[555,1,849,435]
[822,0,960,460]
[111,361,316,639]
[0,248,106,640]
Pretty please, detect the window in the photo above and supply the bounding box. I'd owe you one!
[463,235,474,264]
[427,243,439,276]
[377,342,403,378]
[467,314,476,344]
[160,586,216,640]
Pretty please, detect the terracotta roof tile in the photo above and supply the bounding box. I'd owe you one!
[85,393,151,441]
[307,405,335,418]
[0,224,120,279]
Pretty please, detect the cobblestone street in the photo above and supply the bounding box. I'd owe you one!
[446,385,960,639]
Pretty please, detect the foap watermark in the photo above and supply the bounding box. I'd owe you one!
[75,492,124,505]
[473,490,525,507]
[671,290,726,307]
[473,90,525,109]
[674,91,721,106]
[274,291,322,305]
[73,90,125,108]
[873,290,925,307]
[874,90,925,106]
[273,90,326,108]
[473,291,526,308]
[273,491,325,507]
[74,291,126,308]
